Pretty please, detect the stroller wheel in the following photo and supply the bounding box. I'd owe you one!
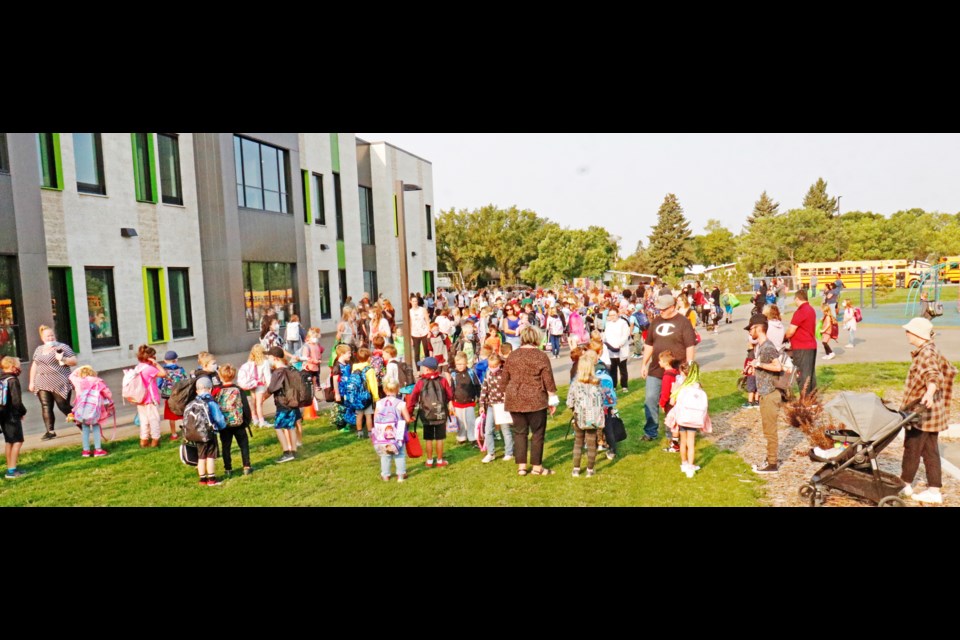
[798,484,815,499]
[878,496,906,508]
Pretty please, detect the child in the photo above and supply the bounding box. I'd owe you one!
[566,350,605,477]
[285,313,304,354]
[821,304,837,360]
[300,327,324,392]
[393,326,406,362]
[484,324,502,356]
[185,377,226,485]
[478,352,514,463]
[594,356,619,460]
[405,357,454,468]
[475,345,491,385]
[448,352,480,446]
[659,351,681,453]
[134,345,168,448]
[246,344,272,428]
[265,346,300,463]
[350,348,380,439]
[842,299,857,348]
[0,357,26,479]
[547,308,564,359]
[427,322,452,372]
[452,320,481,367]
[193,352,223,389]
[370,335,387,396]
[666,362,712,478]
[215,364,253,476]
[373,380,413,481]
[569,346,583,383]
[331,344,354,433]
[69,365,113,458]
[499,342,513,360]
[159,350,187,441]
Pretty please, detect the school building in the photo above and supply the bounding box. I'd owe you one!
[0,132,436,370]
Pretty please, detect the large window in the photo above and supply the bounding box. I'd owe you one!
[0,257,22,358]
[242,262,296,331]
[426,204,433,240]
[0,133,9,173]
[74,133,106,195]
[85,268,120,348]
[132,133,156,203]
[37,133,61,189]
[363,270,379,301]
[144,268,167,343]
[168,268,193,338]
[333,172,344,241]
[313,174,326,225]
[359,186,375,245]
[234,135,289,213]
[318,270,332,320]
[158,134,183,205]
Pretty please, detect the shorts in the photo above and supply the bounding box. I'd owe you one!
[275,407,301,430]
[361,405,374,416]
[197,439,219,459]
[680,426,699,433]
[1,418,24,444]
[254,385,268,395]
[746,376,757,393]
[421,422,447,441]
[163,400,182,421]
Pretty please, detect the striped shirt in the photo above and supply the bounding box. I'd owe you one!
[32,342,76,398]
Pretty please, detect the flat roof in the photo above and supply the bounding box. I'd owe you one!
[356,138,432,165]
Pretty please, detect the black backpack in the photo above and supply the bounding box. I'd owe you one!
[396,361,415,389]
[166,378,198,417]
[278,369,312,409]
[418,377,447,425]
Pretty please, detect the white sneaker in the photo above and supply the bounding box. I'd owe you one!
[597,444,608,452]
[912,489,943,504]
[899,483,914,498]
[824,353,836,360]
[482,454,496,464]
[685,467,695,479]
[502,455,515,461]
[846,344,854,348]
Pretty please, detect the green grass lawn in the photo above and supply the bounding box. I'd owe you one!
[0,362,938,507]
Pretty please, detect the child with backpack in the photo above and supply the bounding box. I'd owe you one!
[665,362,712,478]
[0,356,27,479]
[345,348,379,439]
[566,350,606,477]
[184,377,227,485]
[659,351,682,454]
[130,345,168,448]
[475,345,491,385]
[370,335,387,396]
[427,322,452,372]
[820,304,838,361]
[159,350,187,441]
[382,345,416,397]
[405,357,454,468]
[265,346,302,463]
[285,313,305,354]
[452,319,481,367]
[331,344,354,433]
[479,352,514,463]
[300,327,324,392]
[69,365,113,458]
[373,379,413,482]
[239,344,271,427]
[215,364,253,477]
[448,352,481,446]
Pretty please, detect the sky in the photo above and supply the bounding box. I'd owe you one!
[358,133,960,256]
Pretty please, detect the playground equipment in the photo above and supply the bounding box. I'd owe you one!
[905,260,959,317]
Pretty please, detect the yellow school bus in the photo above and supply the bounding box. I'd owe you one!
[939,256,960,283]
[795,260,925,289]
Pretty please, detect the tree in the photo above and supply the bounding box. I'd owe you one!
[693,219,737,267]
[646,194,695,280]
[746,190,780,227]
[616,240,649,274]
[802,177,838,217]
[739,208,838,274]
[525,226,617,286]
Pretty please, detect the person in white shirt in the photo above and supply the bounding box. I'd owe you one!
[602,307,632,393]
[763,304,786,352]
[435,310,453,338]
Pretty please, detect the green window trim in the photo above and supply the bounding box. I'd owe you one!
[302,169,312,225]
[39,133,64,191]
[132,133,158,203]
[330,133,340,173]
[336,240,346,269]
[64,268,80,353]
[142,267,171,344]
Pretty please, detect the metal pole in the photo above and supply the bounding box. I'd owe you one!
[395,180,413,371]
[860,269,864,309]
[871,267,876,309]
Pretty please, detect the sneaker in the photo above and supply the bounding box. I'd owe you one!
[685,467,695,479]
[606,452,616,461]
[597,444,608,452]
[899,483,914,498]
[435,460,449,468]
[911,489,943,505]
[337,427,351,433]
[586,469,596,477]
[663,444,680,453]
[620,388,629,395]
[846,344,854,348]
[824,353,836,360]
[82,450,92,458]
[397,474,407,483]
[40,432,56,441]
[572,468,581,478]
[482,454,496,464]
[502,455,515,461]
[4,470,24,480]
[206,478,222,486]
[751,461,779,474]
[224,469,233,478]
[276,453,295,464]
[243,467,253,476]
[424,459,434,468]
[641,435,655,442]
[93,449,109,457]
[170,433,179,441]
[456,438,468,445]
[741,402,758,409]
[380,475,391,482]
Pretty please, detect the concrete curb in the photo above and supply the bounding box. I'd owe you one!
[941,453,960,482]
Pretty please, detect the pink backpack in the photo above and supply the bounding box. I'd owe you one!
[121,366,147,404]
[237,361,261,391]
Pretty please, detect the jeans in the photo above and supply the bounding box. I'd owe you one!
[550,335,561,357]
[455,405,476,441]
[777,297,786,313]
[643,376,663,438]
[847,327,856,345]
[610,356,628,390]
[380,451,407,477]
[510,409,547,466]
[37,389,72,433]
[286,339,302,355]
[80,424,101,451]
[485,407,515,457]
[219,426,251,471]
[792,348,817,395]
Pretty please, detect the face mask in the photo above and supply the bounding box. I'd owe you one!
[44,340,56,347]
[311,338,319,344]
[464,328,473,336]
[432,329,439,336]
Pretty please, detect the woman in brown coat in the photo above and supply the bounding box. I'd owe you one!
[503,326,558,476]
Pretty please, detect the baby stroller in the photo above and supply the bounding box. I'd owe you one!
[800,392,920,507]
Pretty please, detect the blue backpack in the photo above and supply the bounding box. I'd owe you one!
[341,365,373,411]
[632,310,650,330]
[0,378,9,409]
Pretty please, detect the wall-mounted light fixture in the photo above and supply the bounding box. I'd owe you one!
[121,228,138,238]
[411,251,417,257]
[320,244,330,251]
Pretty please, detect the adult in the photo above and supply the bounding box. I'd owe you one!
[425,292,435,319]
[753,280,768,315]
[784,289,818,394]
[710,284,722,332]
[501,306,522,351]
[747,314,784,474]
[29,325,78,440]
[502,326,558,476]
[602,307,631,394]
[898,318,957,504]
[368,305,392,345]
[833,272,844,312]
[409,294,431,362]
[336,308,358,350]
[918,291,934,321]
[640,295,697,442]
[809,274,818,299]
[694,284,710,328]
[822,282,838,316]
[382,299,397,334]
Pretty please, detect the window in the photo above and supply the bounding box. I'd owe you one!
[37,133,61,189]
[132,133,156,203]
[318,270,332,320]
[333,172,344,241]
[158,134,183,205]
[0,133,9,173]
[85,268,120,348]
[242,262,296,331]
[48,268,77,352]
[426,204,433,240]
[363,270,379,301]
[0,256,23,358]
[313,174,325,225]
[359,186,375,245]
[338,268,348,306]
[143,268,168,343]
[234,135,289,213]
[74,133,106,195]
[168,268,194,338]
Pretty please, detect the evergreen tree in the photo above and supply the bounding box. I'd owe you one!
[646,193,695,280]
[747,190,780,226]
[802,178,838,216]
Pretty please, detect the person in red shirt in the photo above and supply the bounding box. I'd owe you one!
[659,351,681,453]
[405,357,454,468]
[784,289,818,394]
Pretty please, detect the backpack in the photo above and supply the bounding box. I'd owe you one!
[675,385,709,429]
[0,378,8,410]
[183,397,223,443]
[237,361,261,391]
[179,441,199,466]
[73,386,105,425]
[166,378,197,417]
[418,377,448,424]
[217,386,244,427]
[830,320,839,341]
[633,310,650,331]
[450,368,479,404]
[766,293,777,305]
[341,365,374,411]
[572,382,605,430]
[285,322,301,342]
[277,369,312,409]
[370,352,386,393]
[121,367,147,404]
[396,361,416,389]
[854,307,862,323]
[158,365,186,399]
